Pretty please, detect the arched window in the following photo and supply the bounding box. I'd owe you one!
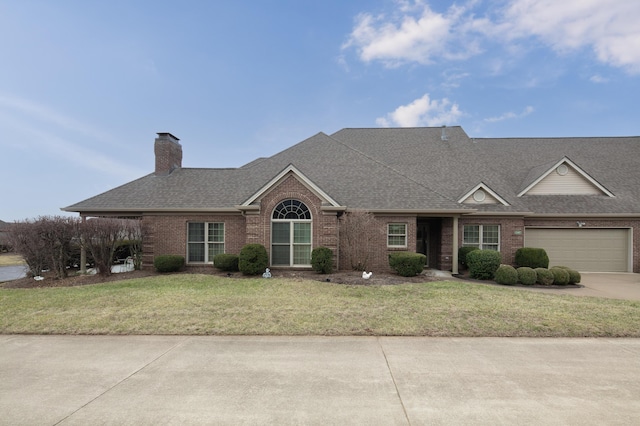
[271,199,312,266]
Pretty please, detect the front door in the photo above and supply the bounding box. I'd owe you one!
[416,223,430,267]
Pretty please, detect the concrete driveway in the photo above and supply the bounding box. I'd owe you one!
[524,272,640,300]
[1,335,640,425]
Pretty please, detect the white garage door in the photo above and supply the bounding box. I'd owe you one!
[524,228,630,272]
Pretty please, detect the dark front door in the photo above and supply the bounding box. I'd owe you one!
[416,223,430,267]
[417,218,441,269]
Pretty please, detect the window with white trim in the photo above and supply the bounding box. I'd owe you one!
[271,200,312,266]
[387,223,407,248]
[187,222,225,263]
[463,224,500,251]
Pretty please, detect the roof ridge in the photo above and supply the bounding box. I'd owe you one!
[325,133,459,204]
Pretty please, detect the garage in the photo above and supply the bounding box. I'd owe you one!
[524,228,631,272]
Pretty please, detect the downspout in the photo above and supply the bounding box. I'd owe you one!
[452,215,459,275]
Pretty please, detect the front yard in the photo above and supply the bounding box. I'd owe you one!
[1,273,639,336]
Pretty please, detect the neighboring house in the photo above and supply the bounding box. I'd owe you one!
[63,127,640,273]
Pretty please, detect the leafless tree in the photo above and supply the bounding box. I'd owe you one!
[339,210,379,271]
[81,218,130,277]
[7,216,80,279]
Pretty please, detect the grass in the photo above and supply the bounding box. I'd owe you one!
[1,274,639,336]
[0,254,25,266]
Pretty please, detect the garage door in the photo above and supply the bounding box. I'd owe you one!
[524,228,630,272]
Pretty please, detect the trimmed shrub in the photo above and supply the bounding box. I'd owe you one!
[153,255,184,273]
[213,253,239,272]
[466,250,502,280]
[458,246,479,269]
[389,252,426,277]
[238,244,269,275]
[494,264,518,285]
[515,247,549,269]
[516,267,537,286]
[311,247,334,274]
[534,267,554,286]
[554,266,581,284]
[550,267,570,286]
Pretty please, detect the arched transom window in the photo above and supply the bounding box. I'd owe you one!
[271,199,312,266]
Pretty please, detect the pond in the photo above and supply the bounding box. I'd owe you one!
[0,265,28,282]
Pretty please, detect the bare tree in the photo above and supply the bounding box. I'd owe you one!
[81,218,129,277]
[339,210,379,271]
[121,219,143,270]
[37,216,80,279]
[7,220,47,277]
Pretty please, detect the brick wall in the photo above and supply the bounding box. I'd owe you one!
[458,217,525,265]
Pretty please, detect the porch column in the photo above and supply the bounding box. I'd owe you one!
[452,215,459,275]
[80,216,87,274]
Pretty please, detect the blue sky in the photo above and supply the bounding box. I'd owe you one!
[2,0,639,222]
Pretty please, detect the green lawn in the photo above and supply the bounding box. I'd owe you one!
[1,274,639,336]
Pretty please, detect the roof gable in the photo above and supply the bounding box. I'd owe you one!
[458,183,509,206]
[240,164,342,208]
[518,157,614,197]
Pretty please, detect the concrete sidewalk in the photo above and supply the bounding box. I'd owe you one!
[1,336,639,425]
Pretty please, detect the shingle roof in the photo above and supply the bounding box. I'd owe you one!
[63,127,640,216]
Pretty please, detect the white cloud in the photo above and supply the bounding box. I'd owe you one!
[484,105,534,123]
[502,0,640,73]
[344,0,640,73]
[343,1,482,67]
[377,93,463,127]
[590,74,609,84]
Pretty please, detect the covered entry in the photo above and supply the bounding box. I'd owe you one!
[524,228,631,272]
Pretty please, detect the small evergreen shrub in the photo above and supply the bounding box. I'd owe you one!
[213,253,239,272]
[466,250,502,280]
[515,247,550,269]
[554,266,581,284]
[311,247,334,274]
[516,267,537,285]
[389,252,426,277]
[534,267,554,286]
[550,267,570,286]
[494,264,518,285]
[458,246,479,269]
[153,255,184,273]
[238,244,269,275]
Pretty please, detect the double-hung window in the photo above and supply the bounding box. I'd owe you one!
[463,224,500,251]
[387,223,407,248]
[187,222,224,263]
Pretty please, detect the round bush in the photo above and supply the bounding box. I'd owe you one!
[466,250,502,280]
[388,252,426,277]
[153,255,184,273]
[516,267,537,285]
[238,244,269,275]
[458,246,479,269]
[311,247,333,274]
[213,253,239,272]
[534,267,554,286]
[494,264,518,285]
[550,267,570,285]
[554,266,581,284]
[515,247,549,269]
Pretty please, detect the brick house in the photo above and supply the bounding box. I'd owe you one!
[63,127,640,273]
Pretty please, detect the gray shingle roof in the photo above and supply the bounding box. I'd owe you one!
[63,127,640,216]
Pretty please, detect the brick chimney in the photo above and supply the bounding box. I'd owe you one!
[154,133,182,176]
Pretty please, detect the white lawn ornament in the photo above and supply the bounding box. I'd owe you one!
[262,268,271,278]
[34,276,44,281]
[362,271,373,279]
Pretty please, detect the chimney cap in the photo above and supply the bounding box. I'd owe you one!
[156,132,180,142]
